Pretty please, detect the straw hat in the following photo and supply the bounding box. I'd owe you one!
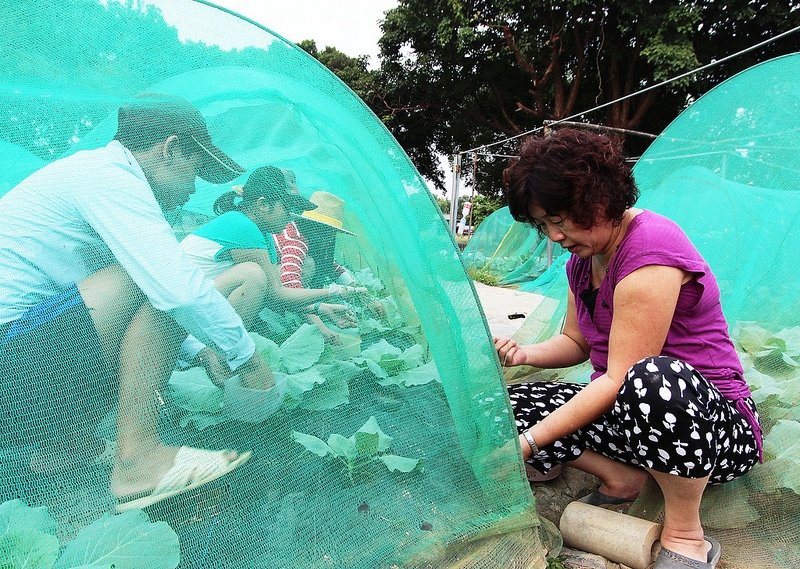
[300,191,356,236]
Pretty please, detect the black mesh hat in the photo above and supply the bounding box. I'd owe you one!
[116,94,245,184]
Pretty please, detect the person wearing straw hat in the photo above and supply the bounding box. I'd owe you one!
[180,170,367,381]
[279,191,355,287]
[0,94,273,511]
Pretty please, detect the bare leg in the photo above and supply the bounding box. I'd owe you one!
[569,449,648,499]
[79,264,147,374]
[189,262,269,384]
[213,262,269,328]
[30,265,146,470]
[648,469,710,563]
[76,264,239,497]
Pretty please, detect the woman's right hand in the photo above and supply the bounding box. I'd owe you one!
[494,337,529,367]
[319,303,358,328]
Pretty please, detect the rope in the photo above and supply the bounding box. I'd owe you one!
[458,24,800,155]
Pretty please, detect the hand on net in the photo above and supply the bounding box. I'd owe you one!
[494,337,528,367]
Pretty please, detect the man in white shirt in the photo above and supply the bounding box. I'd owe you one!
[0,95,273,511]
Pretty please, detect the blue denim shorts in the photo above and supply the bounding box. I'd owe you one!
[0,286,114,445]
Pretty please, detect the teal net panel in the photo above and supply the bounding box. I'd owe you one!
[462,206,565,286]
[0,2,545,568]
[509,53,800,568]
[633,53,800,569]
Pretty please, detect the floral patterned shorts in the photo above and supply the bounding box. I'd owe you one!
[507,356,760,483]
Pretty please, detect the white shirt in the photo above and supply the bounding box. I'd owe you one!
[0,141,254,369]
[180,234,232,280]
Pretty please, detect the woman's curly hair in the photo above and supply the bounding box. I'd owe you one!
[502,128,639,230]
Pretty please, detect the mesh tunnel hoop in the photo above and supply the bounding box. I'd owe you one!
[0,1,546,568]
[501,53,800,569]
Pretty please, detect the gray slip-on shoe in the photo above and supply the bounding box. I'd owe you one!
[654,536,721,569]
[577,489,636,506]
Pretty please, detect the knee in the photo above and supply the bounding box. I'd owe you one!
[236,262,270,293]
[79,264,146,314]
[619,356,688,401]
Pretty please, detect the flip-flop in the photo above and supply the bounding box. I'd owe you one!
[115,447,252,513]
[654,535,721,569]
[577,489,637,506]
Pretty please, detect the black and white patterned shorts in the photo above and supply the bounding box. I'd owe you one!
[507,356,760,484]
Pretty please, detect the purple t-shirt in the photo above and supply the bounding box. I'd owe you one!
[567,210,743,383]
[565,210,762,458]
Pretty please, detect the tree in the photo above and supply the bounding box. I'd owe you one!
[469,194,502,228]
[297,40,378,103]
[375,0,800,195]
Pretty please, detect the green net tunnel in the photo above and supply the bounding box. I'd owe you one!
[509,53,800,568]
[462,206,566,287]
[0,2,546,568]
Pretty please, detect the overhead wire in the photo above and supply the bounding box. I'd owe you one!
[457,24,800,156]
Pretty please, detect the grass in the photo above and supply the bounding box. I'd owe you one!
[466,266,501,287]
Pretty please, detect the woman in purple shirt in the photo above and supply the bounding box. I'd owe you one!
[494,129,760,569]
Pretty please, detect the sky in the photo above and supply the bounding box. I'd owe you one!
[144,0,452,197]
[154,0,399,69]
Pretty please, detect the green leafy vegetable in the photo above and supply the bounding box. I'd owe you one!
[361,339,402,362]
[0,530,59,569]
[250,332,282,369]
[290,431,332,457]
[759,420,800,494]
[0,499,57,536]
[166,368,223,414]
[292,417,418,483]
[298,374,349,411]
[377,361,440,387]
[284,366,326,403]
[377,454,420,473]
[0,501,180,569]
[280,323,325,373]
[55,510,179,569]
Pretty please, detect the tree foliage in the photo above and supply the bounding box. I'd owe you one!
[297,40,377,101]
[1,0,298,159]
[374,0,800,195]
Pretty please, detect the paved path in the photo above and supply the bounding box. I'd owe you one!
[472,281,545,339]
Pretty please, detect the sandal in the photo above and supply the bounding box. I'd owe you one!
[525,463,563,483]
[654,536,721,569]
[577,489,637,506]
[115,446,251,513]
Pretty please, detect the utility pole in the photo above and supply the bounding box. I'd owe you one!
[449,154,462,235]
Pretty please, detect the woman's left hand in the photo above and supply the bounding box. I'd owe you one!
[319,303,358,328]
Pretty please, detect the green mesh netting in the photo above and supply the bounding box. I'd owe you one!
[510,53,800,568]
[462,207,565,286]
[0,2,546,568]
